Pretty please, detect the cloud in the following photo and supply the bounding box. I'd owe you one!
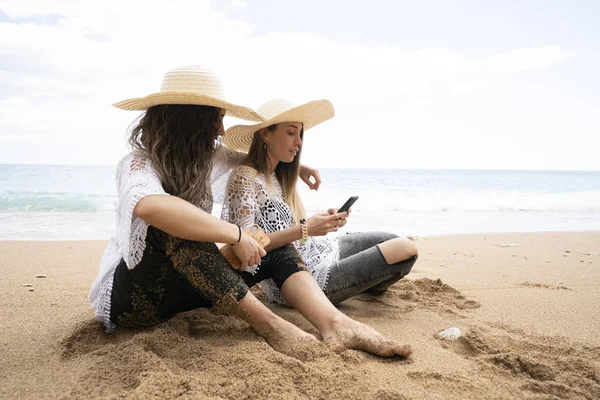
[0,0,67,18]
[483,46,574,73]
[226,0,247,10]
[1,1,569,103]
[0,0,591,169]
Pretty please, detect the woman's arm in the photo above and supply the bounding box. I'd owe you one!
[135,194,265,267]
[134,194,239,244]
[263,225,303,252]
[264,211,349,252]
[222,166,312,252]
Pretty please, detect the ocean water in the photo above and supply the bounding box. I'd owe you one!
[0,164,599,240]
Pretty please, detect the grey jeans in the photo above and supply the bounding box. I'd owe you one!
[324,232,417,305]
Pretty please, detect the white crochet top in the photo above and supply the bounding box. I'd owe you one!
[88,146,245,333]
[221,165,340,304]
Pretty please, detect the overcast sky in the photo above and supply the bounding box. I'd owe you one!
[1,0,599,170]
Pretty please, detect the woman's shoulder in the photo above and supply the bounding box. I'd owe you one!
[116,151,162,184]
[228,165,270,191]
[232,164,260,178]
[117,150,148,170]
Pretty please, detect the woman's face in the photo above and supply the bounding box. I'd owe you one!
[265,122,303,164]
[217,109,226,137]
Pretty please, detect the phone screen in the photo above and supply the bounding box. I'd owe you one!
[338,196,358,213]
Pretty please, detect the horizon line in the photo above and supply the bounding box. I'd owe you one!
[1,163,599,173]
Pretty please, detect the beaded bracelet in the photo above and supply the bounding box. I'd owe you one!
[299,218,308,242]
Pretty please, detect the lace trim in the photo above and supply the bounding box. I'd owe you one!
[93,272,117,333]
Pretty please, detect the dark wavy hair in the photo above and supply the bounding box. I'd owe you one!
[128,104,221,203]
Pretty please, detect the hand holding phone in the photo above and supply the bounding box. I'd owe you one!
[338,196,358,214]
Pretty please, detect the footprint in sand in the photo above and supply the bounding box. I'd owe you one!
[518,282,572,290]
[443,325,600,399]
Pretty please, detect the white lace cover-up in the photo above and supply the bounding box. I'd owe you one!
[88,146,245,333]
[221,165,340,304]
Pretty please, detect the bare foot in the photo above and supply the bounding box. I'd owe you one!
[322,317,412,358]
[253,317,326,361]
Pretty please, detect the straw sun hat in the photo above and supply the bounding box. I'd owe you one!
[112,65,264,122]
[223,99,334,152]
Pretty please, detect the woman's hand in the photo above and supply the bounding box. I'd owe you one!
[299,165,321,191]
[231,231,266,271]
[306,212,347,236]
[327,208,350,229]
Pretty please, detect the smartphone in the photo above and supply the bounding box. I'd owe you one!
[338,196,358,214]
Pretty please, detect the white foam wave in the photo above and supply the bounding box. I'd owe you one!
[299,188,600,213]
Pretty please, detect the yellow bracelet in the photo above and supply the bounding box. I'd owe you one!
[300,218,308,242]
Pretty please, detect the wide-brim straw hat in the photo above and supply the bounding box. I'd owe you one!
[112,65,264,122]
[223,98,334,152]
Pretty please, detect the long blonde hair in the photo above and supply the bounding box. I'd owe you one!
[244,124,306,222]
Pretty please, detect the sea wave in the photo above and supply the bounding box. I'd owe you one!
[3,188,600,215]
[0,191,115,212]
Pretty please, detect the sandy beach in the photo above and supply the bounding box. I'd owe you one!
[1,232,599,399]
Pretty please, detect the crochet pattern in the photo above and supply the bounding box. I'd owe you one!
[89,146,244,332]
[221,166,339,304]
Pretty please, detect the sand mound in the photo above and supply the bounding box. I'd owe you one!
[61,309,405,399]
[51,272,596,399]
[350,278,480,318]
[447,324,600,399]
[57,279,482,399]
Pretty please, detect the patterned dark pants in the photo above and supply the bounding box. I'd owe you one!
[110,226,307,328]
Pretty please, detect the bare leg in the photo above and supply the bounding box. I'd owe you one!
[378,237,419,264]
[231,291,320,360]
[280,271,412,357]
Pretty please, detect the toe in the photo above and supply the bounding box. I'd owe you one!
[395,344,413,357]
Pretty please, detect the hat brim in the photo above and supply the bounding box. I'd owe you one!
[112,92,265,122]
[223,100,334,152]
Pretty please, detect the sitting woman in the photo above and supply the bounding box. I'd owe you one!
[88,66,411,358]
[221,99,418,306]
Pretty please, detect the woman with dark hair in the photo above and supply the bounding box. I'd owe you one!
[221,99,418,306]
[89,67,412,358]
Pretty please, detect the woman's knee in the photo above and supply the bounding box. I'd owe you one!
[373,231,399,243]
[269,245,308,288]
[163,238,249,307]
[378,237,418,264]
[402,238,419,257]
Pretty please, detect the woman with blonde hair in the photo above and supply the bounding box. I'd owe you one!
[221,99,418,306]
[88,67,411,359]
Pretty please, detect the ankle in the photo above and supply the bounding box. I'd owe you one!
[234,300,274,327]
[250,310,280,328]
[321,313,352,336]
